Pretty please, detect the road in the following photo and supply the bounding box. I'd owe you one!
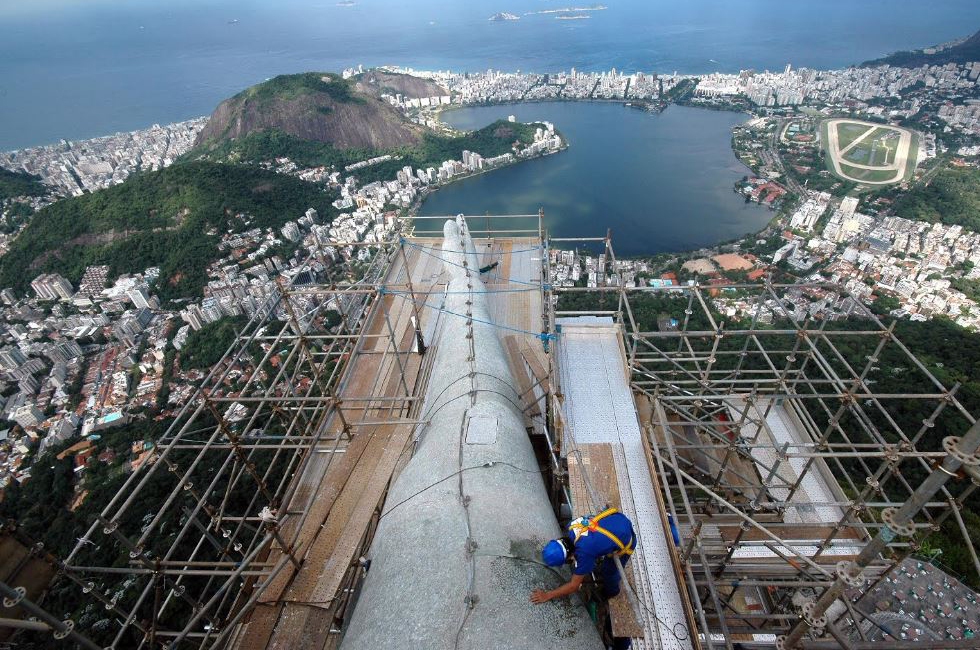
[770,117,807,196]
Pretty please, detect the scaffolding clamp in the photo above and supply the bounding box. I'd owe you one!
[835,560,864,588]
[800,601,827,631]
[880,507,915,538]
[52,619,75,641]
[3,585,25,608]
[943,435,980,467]
[883,445,899,463]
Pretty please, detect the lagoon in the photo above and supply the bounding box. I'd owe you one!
[418,102,771,255]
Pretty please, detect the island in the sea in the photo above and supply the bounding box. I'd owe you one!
[526,4,607,15]
[489,12,520,21]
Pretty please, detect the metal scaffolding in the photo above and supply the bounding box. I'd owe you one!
[0,214,555,649]
[552,231,980,648]
[2,224,413,647]
[3,214,979,649]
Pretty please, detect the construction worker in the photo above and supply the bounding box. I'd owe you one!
[530,507,635,604]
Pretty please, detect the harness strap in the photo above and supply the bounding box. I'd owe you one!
[568,508,634,556]
[591,507,618,523]
[593,524,634,556]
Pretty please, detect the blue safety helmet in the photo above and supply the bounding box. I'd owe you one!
[542,538,568,567]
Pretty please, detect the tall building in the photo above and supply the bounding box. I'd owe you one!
[0,347,27,370]
[112,308,154,346]
[9,358,45,379]
[281,221,301,242]
[48,363,67,388]
[200,298,223,324]
[180,305,204,331]
[173,324,191,351]
[127,287,153,310]
[838,196,859,219]
[45,340,83,365]
[77,265,111,296]
[30,273,73,301]
[12,404,44,429]
[18,375,39,395]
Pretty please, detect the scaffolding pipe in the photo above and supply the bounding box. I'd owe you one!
[0,581,101,650]
[0,617,52,631]
[781,418,980,649]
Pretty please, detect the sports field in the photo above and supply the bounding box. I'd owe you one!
[820,119,917,186]
[841,127,900,167]
[835,122,872,151]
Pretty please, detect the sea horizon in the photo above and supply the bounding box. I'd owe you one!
[2,0,980,150]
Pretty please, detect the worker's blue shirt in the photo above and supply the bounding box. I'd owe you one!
[566,512,635,576]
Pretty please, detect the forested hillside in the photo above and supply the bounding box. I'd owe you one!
[195,72,427,151]
[0,166,48,201]
[894,167,980,232]
[0,161,336,300]
[864,28,980,67]
[192,119,551,186]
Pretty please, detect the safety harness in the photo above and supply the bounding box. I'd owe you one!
[567,507,634,557]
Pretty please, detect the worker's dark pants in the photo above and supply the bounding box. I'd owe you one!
[598,553,631,598]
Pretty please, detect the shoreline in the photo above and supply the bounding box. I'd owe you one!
[4,94,767,257]
[4,86,773,265]
[2,115,211,156]
[2,115,209,157]
[3,87,739,157]
[406,137,569,220]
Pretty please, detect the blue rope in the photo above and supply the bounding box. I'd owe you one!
[405,240,544,255]
[388,291,555,344]
[483,273,543,288]
[383,286,543,296]
[405,240,542,287]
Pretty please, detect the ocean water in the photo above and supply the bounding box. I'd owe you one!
[419,102,771,255]
[1,0,979,150]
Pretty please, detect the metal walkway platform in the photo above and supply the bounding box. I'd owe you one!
[557,318,693,650]
[728,398,862,561]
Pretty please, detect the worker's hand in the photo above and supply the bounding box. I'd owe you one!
[529,589,552,604]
